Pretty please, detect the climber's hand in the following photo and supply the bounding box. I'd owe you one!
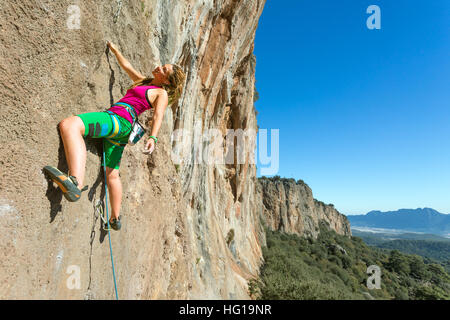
[107,41,118,53]
[142,138,155,155]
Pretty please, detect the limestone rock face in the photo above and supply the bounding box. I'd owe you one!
[0,0,350,300]
[0,0,265,299]
[256,178,352,239]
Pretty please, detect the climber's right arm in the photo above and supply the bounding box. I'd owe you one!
[107,41,145,82]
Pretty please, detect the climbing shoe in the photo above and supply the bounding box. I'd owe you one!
[109,217,121,231]
[43,166,88,202]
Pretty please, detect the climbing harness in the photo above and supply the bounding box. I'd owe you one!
[104,110,128,148]
[107,102,146,145]
[102,139,119,300]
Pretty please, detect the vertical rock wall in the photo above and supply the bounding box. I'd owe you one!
[0,0,266,299]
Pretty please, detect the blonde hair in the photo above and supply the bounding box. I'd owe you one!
[127,64,186,105]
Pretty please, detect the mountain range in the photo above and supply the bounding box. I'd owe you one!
[346,208,450,237]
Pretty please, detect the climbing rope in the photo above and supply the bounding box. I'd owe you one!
[102,139,119,300]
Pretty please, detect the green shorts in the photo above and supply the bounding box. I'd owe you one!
[76,111,132,169]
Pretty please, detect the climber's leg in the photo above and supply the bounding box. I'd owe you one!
[105,166,122,222]
[58,116,87,188]
[101,132,128,231]
[42,116,86,201]
[71,111,120,187]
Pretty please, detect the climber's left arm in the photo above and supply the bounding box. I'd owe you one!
[107,41,144,82]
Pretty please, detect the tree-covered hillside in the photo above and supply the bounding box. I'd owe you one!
[351,230,450,273]
[250,223,450,300]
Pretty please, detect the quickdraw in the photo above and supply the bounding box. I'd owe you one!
[94,199,111,232]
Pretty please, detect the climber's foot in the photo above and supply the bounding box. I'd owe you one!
[43,166,88,202]
[109,216,121,231]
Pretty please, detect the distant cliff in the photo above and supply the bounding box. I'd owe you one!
[256,177,352,238]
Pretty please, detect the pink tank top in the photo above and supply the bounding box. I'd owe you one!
[107,85,161,124]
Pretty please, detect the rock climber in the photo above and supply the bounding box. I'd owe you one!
[44,41,186,231]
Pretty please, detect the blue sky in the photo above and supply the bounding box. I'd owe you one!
[253,0,450,215]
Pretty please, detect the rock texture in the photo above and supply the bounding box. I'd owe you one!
[0,0,265,300]
[257,177,352,239]
[0,0,350,300]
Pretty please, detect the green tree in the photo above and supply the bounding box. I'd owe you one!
[409,255,431,281]
[413,285,444,300]
[387,250,410,275]
[427,263,447,284]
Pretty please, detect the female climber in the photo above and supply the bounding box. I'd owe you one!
[44,41,186,231]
